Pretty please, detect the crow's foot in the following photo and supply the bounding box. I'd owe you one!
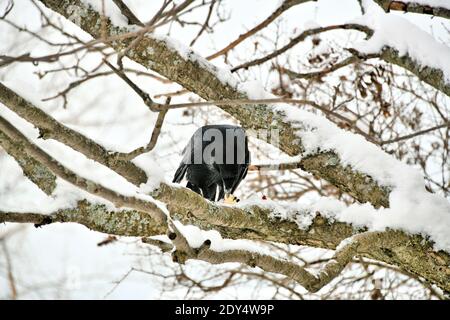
[223,194,239,204]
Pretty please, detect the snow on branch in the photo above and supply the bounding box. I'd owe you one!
[351,8,450,97]
[231,15,450,97]
[1,90,448,288]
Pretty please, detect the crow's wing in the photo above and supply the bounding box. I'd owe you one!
[230,134,250,193]
[172,163,187,183]
[173,127,207,183]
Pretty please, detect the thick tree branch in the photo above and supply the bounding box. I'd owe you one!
[169,226,370,293]
[378,47,450,97]
[373,0,450,20]
[0,201,163,236]
[152,183,450,293]
[0,129,56,195]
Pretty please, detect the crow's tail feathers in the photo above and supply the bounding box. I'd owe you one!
[172,163,187,183]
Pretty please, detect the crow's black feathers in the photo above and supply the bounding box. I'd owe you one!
[172,125,250,201]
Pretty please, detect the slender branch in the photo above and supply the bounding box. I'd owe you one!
[206,0,315,60]
[248,162,303,171]
[380,121,450,145]
[141,237,173,252]
[103,59,157,111]
[112,0,144,26]
[231,24,373,72]
[1,241,17,299]
[281,53,380,80]
[112,98,170,161]
[189,0,216,47]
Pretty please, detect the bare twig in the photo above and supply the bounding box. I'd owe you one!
[112,0,144,26]
[380,121,450,145]
[103,59,158,111]
[231,24,373,72]
[206,0,315,60]
[189,0,216,46]
[1,241,17,299]
[0,0,14,19]
[112,98,171,161]
[281,53,380,80]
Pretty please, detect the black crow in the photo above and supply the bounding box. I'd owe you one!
[172,125,251,203]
